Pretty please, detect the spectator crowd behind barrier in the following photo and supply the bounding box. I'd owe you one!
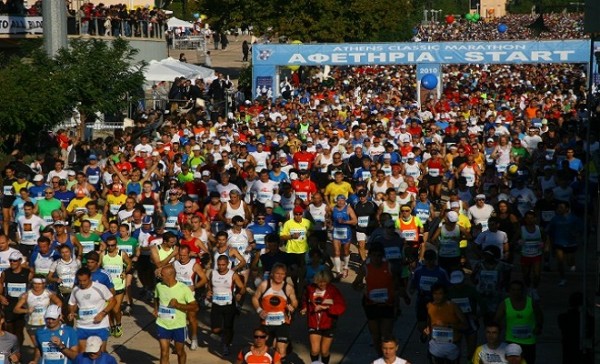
[414,13,587,41]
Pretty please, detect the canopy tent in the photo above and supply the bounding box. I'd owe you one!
[142,58,215,83]
[167,17,194,29]
[160,57,215,80]
[142,60,192,82]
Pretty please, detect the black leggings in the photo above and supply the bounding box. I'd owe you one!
[210,303,236,345]
[428,352,459,364]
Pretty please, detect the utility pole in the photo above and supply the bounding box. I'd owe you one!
[43,0,68,57]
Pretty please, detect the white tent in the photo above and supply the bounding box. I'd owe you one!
[143,60,194,82]
[161,57,215,80]
[167,17,194,29]
[142,58,215,83]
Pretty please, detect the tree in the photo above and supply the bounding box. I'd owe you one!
[54,38,147,140]
[0,38,146,151]
[194,0,416,42]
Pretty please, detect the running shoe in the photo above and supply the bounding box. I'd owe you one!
[114,325,123,338]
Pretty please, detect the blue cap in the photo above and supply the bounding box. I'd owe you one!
[142,216,153,225]
[88,154,97,160]
[336,194,347,201]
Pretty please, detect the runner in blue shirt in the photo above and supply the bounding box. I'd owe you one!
[33,305,79,364]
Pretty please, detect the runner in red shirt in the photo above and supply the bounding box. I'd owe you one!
[293,145,315,171]
[291,170,318,206]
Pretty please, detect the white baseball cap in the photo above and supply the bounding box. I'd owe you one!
[85,336,103,353]
[446,211,459,223]
[44,304,61,319]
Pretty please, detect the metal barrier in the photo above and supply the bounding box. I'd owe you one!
[73,17,165,39]
[172,35,207,51]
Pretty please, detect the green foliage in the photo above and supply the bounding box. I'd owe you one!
[506,0,578,14]
[54,38,146,123]
[195,0,420,42]
[238,63,252,91]
[0,38,146,139]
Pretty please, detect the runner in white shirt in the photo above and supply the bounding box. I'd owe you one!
[372,337,411,364]
[216,172,242,202]
[17,202,44,254]
[67,267,115,352]
[251,171,279,205]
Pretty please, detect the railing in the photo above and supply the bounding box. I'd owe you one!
[74,17,165,39]
[171,35,207,51]
[0,14,164,40]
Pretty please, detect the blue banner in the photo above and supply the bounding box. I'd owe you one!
[252,40,591,99]
[253,40,590,66]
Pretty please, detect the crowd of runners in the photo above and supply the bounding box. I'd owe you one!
[0,9,597,364]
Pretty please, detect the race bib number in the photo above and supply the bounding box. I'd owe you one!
[31,306,46,326]
[357,216,369,228]
[213,292,233,305]
[89,219,100,231]
[0,262,8,273]
[432,326,454,343]
[333,227,347,240]
[419,276,438,292]
[258,191,272,201]
[439,240,459,257]
[428,169,440,177]
[143,204,155,216]
[119,244,134,256]
[21,231,37,242]
[109,204,121,215]
[511,324,533,339]
[290,229,305,239]
[384,246,402,260]
[480,220,489,232]
[80,241,95,254]
[451,297,472,313]
[401,229,417,241]
[7,283,26,298]
[165,216,178,229]
[43,217,53,225]
[523,241,542,257]
[296,192,308,201]
[3,186,12,195]
[265,312,285,326]
[496,164,508,173]
[88,175,100,185]
[158,305,176,320]
[177,275,193,287]
[368,288,389,303]
[254,234,265,247]
[79,307,98,320]
[312,213,325,223]
[62,276,75,287]
[416,210,429,221]
[361,171,371,180]
[104,264,123,280]
[479,270,498,292]
[464,174,475,186]
[298,161,309,170]
[42,342,64,360]
[541,211,555,222]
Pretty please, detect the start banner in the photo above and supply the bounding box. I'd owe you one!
[0,16,43,34]
[253,40,590,66]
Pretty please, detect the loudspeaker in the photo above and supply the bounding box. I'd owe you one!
[584,0,600,33]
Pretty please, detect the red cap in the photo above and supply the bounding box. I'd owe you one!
[293,206,304,214]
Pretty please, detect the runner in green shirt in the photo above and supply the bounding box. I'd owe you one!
[34,188,64,227]
[116,224,140,315]
[154,265,197,364]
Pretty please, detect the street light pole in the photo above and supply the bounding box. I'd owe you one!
[43,0,68,57]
